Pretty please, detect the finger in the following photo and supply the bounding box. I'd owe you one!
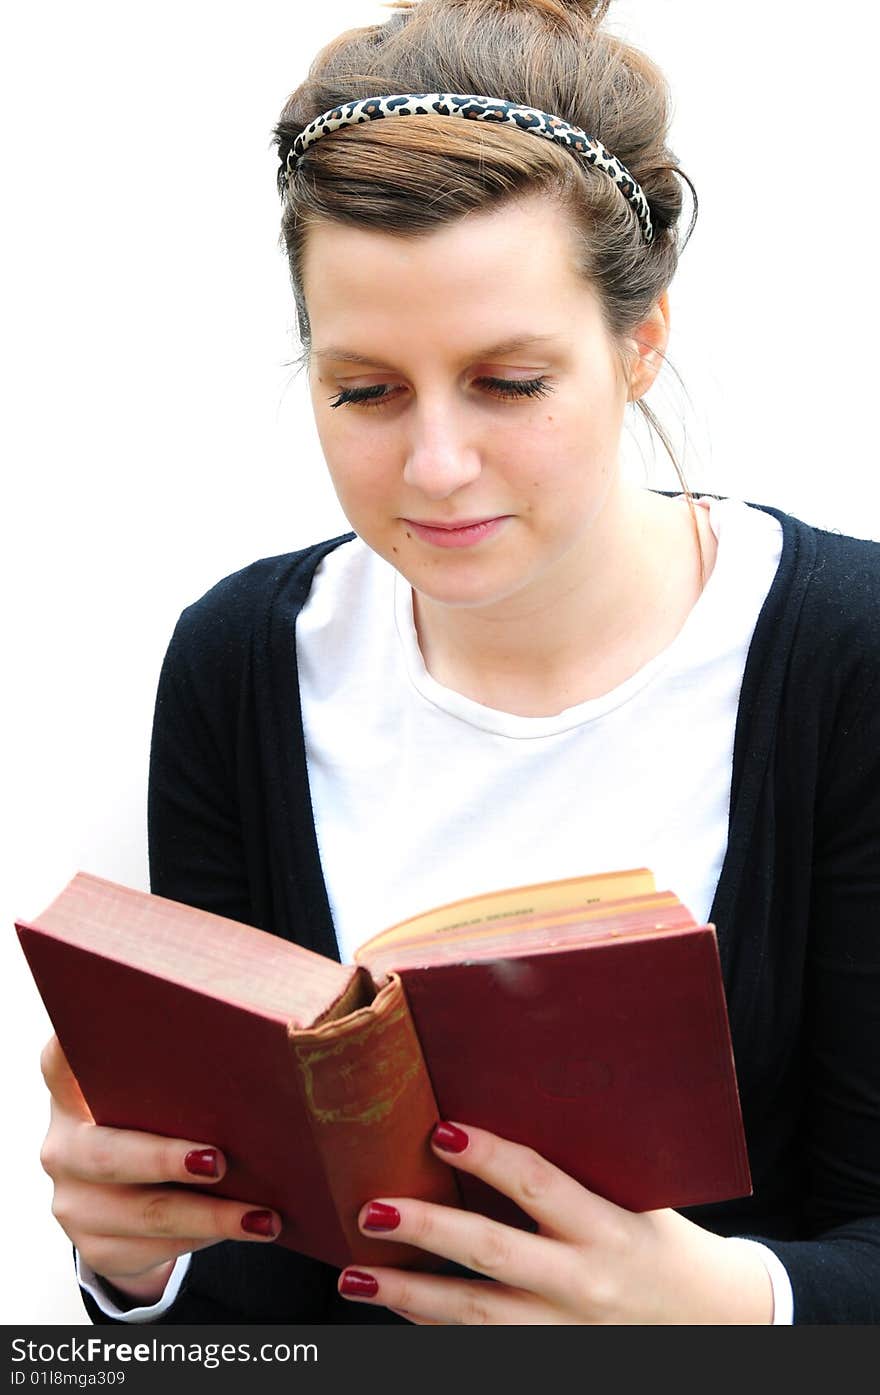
[60,1180,282,1245]
[431,1120,627,1245]
[41,1035,93,1121]
[357,1195,583,1313]
[53,1123,229,1188]
[340,1268,562,1326]
[385,1308,424,1324]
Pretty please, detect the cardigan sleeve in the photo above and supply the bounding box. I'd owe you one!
[76,584,356,1325]
[741,659,880,1323]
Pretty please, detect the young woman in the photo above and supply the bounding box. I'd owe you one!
[39,0,880,1324]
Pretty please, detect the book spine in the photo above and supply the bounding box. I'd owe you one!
[288,973,460,1269]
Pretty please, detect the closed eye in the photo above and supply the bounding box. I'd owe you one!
[327,377,554,409]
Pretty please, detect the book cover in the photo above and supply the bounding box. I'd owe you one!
[15,868,751,1270]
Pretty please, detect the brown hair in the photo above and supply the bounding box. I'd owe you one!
[273,0,702,563]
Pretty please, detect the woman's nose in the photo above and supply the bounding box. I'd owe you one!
[402,403,482,498]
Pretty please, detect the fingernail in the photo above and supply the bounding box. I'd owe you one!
[184,1148,221,1178]
[432,1121,469,1153]
[241,1209,279,1238]
[340,1269,379,1298]
[362,1202,400,1232]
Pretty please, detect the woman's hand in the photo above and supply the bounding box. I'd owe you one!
[338,1121,774,1325]
[39,1034,282,1305]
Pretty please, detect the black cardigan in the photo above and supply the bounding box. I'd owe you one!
[80,496,880,1325]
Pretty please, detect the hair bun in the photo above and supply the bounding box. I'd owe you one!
[438,0,611,24]
[537,0,612,22]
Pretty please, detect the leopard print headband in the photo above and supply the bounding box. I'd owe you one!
[281,92,655,245]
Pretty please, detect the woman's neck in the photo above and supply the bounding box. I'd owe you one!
[411,487,715,718]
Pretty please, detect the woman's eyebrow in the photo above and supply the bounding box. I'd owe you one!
[312,333,562,369]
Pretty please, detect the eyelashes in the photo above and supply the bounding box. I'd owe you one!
[327,377,554,410]
[328,383,393,409]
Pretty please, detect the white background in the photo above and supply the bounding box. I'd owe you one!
[3,1,878,1323]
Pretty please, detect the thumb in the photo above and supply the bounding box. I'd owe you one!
[40,1033,94,1122]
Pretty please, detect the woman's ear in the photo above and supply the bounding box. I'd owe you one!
[627,291,670,402]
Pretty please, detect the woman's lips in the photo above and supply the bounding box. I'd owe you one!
[402,517,510,549]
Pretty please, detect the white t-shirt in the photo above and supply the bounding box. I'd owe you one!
[297,495,781,962]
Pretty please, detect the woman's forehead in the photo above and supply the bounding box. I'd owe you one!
[302,193,574,266]
[300,199,594,333]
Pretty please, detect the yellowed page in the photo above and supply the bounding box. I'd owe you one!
[356,867,655,959]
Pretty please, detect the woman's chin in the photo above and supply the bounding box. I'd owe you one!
[405,568,529,613]
[366,526,540,610]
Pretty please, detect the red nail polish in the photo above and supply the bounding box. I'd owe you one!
[241,1209,279,1237]
[184,1148,220,1178]
[432,1121,469,1153]
[340,1270,379,1298]
[362,1202,400,1231]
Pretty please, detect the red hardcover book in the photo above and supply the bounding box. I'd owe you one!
[15,867,751,1269]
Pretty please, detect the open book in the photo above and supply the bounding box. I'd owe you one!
[16,868,751,1270]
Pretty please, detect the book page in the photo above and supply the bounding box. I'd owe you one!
[360,896,701,979]
[355,867,656,959]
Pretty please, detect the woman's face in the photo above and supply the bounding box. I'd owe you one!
[303,195,660,614]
